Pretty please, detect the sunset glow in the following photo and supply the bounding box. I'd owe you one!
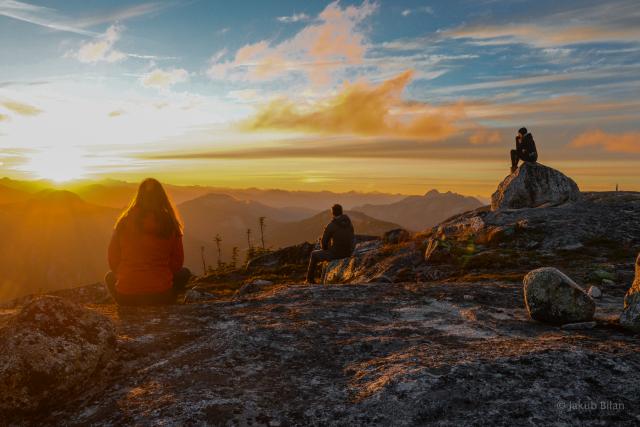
[1,0,639,195]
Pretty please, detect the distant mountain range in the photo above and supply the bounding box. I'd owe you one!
[178,193,399,274]
[0,178,483,300]
[0,190,118,302]
[10,178,406,211]
[0,184,401,301]
[353,189,483,231]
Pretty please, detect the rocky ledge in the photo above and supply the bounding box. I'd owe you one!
[1,279,640,426]
[320,191,640,288]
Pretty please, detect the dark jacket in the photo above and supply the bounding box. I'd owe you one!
[321,214,355,258]
[517,132,538,162]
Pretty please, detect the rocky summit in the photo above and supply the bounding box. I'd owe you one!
[491,162,581,211]
[1,279,640,426]
[2,172,640,425]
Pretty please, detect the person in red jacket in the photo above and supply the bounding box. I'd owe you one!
[105,178,190,305]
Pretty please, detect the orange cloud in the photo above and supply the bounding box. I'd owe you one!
[241,70,464,140]
[571,129,640,153]
[468,129,503,145]
[446,24,640,47]
[207,0,376,84]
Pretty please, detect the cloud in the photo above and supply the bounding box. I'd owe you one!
[108,110,124,117]
[276,13,310,23]
[0,1,168,35]
[468,129,502,145]
[444,1,640,48]
[1,99,42,116]
[571,129,640,153]
[140,68,189,89]
[73,2,170,28]
[0,114,8,121]
[0,0,95,35]
[70,24,126,63]
[401,6,433,17]
[446,24,640,48]
[241,70,464,140]
[208,0,377,84]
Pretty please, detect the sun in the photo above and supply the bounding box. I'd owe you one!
[22,147,89,182]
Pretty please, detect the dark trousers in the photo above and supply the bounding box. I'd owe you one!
[511,149,538,168]
[105,267,191,306]
[306,249,337,283]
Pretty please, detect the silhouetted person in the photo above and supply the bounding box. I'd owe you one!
[306,204,355,284]
[105,178,191,305]
[511,127,538,173]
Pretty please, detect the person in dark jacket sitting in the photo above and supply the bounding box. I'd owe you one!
[305,204,355,284]
[511,127,538,173]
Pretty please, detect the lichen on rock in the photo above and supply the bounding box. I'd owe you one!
[621,254,640,332]
[523,267,595,324]
[491,162,581,211]
[0,295,116,413]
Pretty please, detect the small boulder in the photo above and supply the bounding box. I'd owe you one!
[620,254,640,332]
[491,162,581,211]
[183,287,215,303]
[523,267,595,324]
[383,228,411,245]
[588,286,602,299]
[0,296,116,412]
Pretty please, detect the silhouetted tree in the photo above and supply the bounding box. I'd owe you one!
[214,234,222,268]
[231,247,239,269]
[200,246,207,275]
[259,216,266,249]
[247,228,253,249]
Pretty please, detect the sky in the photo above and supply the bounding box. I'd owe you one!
[0,0,639,196]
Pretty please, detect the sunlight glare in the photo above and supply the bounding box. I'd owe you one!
[21,147,89,182]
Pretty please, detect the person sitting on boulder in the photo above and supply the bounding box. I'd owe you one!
[306,204,355,284]
[511,127,538,173]
[105,178,191,305]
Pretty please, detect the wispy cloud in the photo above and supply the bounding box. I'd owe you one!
[401,6,433,17]
[0,0,95,35]
[140,68,189,89]
[447,24,640,48]
[445,0,640,47]
[241,70,464,140]
[276,12,310,23]
[468,129,502,145]
[67,24,126,63]
[0,0,168,35]
[73,2,169,28]
[571,129,640,153]
[208,0,377,84]
[429,64,640,95]
[108,110,124,117]
[0,99,42,116]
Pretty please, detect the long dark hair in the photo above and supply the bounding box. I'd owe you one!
[115,178,183,238]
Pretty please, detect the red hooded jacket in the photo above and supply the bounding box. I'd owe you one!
[108,212,183,295]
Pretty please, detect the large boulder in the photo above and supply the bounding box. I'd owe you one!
[523,267,595,324]
[0,296,116,412]
[382,228,411,245]
[491,162,581,211]
[246,242,315,270]
[620,254,640,332]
